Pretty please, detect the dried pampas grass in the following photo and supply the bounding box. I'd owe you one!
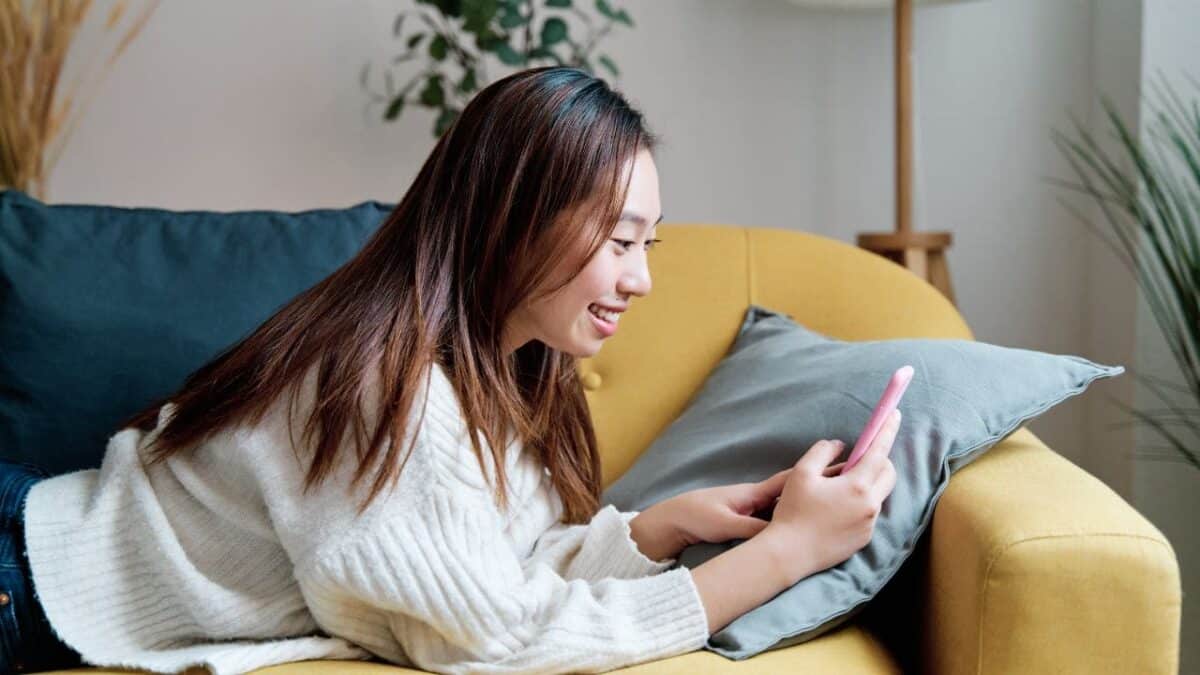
[0,0,159,199]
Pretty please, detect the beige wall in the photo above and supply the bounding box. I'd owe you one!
[50,0,1106,459]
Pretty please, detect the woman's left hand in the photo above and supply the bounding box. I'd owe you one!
[665,467,799,550]
[628,462,850,561]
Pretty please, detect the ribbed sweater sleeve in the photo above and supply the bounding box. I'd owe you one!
[297,486,710,675]
[522,504,677,582]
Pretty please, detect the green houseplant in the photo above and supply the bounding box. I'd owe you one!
[361,0,635,137]
[1050,72,1200,471]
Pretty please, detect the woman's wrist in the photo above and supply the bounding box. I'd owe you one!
[757,522,816,587]
[627,502,686,562]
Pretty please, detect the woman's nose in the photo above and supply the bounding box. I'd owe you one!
[618,259,652,298]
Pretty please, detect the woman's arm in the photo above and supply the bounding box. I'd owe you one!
[629,503,817,635]
[688,527,813,635]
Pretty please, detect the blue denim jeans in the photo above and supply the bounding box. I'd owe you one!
[0,460,84,673]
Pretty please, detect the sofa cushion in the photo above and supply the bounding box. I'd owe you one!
[0,189,391,474]
[601,303,1125,659]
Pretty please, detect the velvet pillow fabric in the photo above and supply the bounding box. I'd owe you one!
[0,189,390,473]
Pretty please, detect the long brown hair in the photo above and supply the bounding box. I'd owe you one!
[120,66,661,523]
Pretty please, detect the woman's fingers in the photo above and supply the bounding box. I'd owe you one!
[878,409,901,456]
[801,439,845,472]
[823,461,847,477]
[869,410,902,484]
[758,467,793,497]
[869,452,898,508]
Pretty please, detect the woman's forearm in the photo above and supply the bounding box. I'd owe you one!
[688,529,813,635]
[628,501,816,635]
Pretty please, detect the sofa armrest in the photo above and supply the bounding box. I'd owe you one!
[920,426,1181,674]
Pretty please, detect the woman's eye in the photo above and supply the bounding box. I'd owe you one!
[612,238,662,252]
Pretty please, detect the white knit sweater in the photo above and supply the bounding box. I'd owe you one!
[23,361,710,675]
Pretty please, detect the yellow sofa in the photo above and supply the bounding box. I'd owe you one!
[50,224,1181,674]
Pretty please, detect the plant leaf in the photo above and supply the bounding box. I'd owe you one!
[462,0,498,33]
[598,54,618,76]
[430,34,449,61]
[474,27,506,51]
[499,7,526,28]
[428,0,463,18]
[529,45,564,65]
[419,75,446,107]
[435,106,460,137]
[457,68,477,93]
[385,96,405,121]
[1106,392,1200,470]
[540,16,568,45]
[495,42,525,65]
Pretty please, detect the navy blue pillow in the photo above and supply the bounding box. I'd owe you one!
[0,189,392,474]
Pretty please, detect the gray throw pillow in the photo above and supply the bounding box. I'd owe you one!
[600,304,1125,660]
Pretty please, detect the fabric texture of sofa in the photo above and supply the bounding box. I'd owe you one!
[22,217,1181,674]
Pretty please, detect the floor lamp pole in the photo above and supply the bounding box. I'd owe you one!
[857,0,957,306]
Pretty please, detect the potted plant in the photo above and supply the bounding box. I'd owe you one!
[1050,72,1200,471]
[360,0,635,137]
[0,0,158,199]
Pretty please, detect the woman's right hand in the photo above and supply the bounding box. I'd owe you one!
[761,409,902,584]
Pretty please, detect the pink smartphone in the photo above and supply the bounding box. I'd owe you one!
[840,365,913,475]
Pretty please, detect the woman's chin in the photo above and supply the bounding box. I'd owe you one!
[568,342,602,358]
[541,334,602,358]
[571,335,605,358]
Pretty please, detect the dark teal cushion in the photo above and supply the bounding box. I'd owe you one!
[0,189,391,474]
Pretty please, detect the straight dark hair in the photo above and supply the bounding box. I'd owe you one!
[119,66,661,523]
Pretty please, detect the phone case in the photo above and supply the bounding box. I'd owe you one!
[840,365,913,475]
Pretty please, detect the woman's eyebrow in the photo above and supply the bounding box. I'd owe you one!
[620,210,665,226]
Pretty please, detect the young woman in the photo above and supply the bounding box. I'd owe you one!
[1,66,899,674]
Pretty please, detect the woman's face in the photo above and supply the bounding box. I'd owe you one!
[504,148,663,358]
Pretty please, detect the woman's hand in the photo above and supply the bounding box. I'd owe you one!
[626,441,867,563]
[666,473,795,548]
[760,409,902,583]
[632,463,846,562]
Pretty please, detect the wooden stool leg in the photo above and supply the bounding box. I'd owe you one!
[928,251,955,305]
[904,247,928,281]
